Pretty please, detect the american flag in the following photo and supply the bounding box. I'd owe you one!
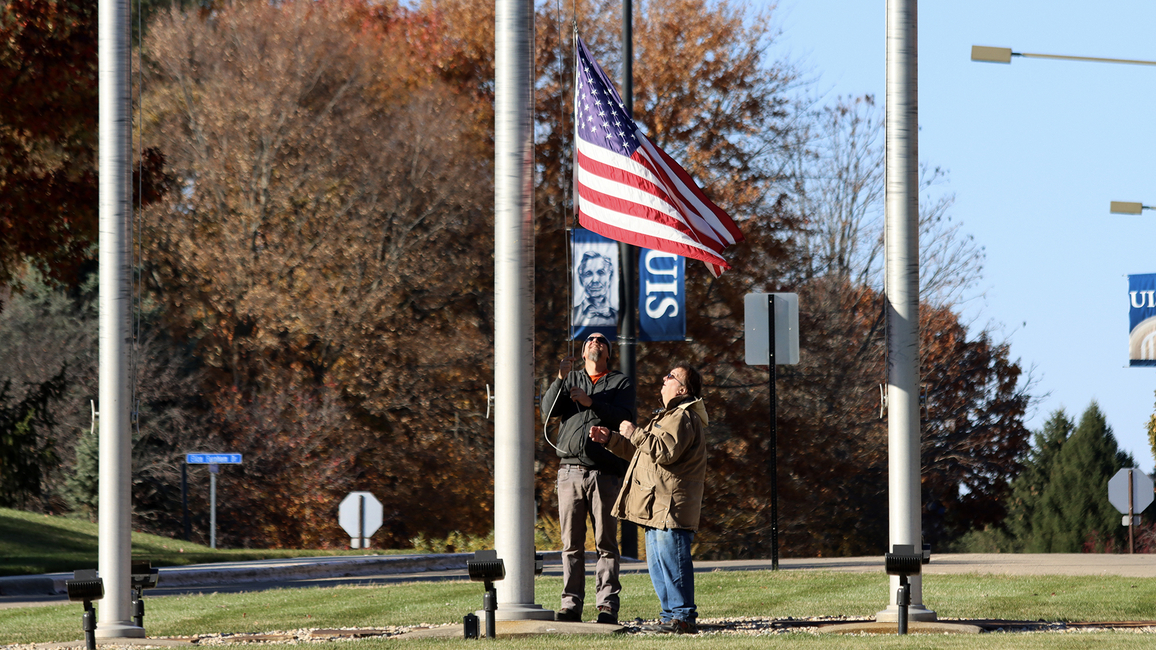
[573,34,744,277]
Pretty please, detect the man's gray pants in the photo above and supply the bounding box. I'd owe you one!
[557,464,622,615]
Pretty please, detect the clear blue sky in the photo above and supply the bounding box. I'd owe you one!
[769,0,1156,468]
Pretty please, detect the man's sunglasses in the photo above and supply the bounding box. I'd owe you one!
[586,336,609,346]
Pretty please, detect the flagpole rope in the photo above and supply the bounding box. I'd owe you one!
[562,0,574,357]
[130,0,144,443]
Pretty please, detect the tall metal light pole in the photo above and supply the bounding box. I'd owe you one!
[617,0,639,561]
[97,0,143,638]
[878,0,934,623]
[492,0,553,621]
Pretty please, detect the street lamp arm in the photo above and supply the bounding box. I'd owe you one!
[1018,52,1156,67]
[972,45,1156,67]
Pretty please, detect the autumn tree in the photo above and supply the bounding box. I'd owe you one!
[118,0,1033,554]
[0,0,98,290]
[918,304,1030,546]
[518,0,1023,558]
[0,0,168,294]
[142,0,495,547]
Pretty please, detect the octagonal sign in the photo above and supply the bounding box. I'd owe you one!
[339,492,384,547]
[1108,468,1154,515]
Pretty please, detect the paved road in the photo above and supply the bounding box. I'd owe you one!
[2,552,1154,610]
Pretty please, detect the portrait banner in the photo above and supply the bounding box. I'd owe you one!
[570,228,620,341]
[1128,273,1156,367]
[638,249,685,342]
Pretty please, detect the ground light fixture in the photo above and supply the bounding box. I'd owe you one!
[466,550,505,639]
[1111,202,1153,215]
[66,569,104,650]
[971,45,1156,67]
[130,559,160,629]
[884,545,923,635]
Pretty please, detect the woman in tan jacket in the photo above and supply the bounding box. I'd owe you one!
[589,362,707,634]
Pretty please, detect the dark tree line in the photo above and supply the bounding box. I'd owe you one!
[964,403,1143,553]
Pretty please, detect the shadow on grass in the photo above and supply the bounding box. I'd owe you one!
[0,508,413,577]
[0,512,103,575]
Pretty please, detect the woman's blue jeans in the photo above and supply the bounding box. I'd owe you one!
[645,527,696,623]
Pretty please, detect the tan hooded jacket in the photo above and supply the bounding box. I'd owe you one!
[604,397,708,531]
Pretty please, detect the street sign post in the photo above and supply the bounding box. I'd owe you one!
[1108,468,1154,554]
[744,293,800,571]
[185,454,243,549]
[339,492,384,549]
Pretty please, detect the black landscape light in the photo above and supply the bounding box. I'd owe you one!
[884,544,922,635]
[466,550,505,639]
[463,612,480,639]
[66,569,104,650]
[131,559,160,629]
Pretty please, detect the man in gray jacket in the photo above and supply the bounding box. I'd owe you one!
[542,333,635,623]
[590,362,706,634]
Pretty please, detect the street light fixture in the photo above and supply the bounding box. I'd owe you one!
[1111,202,1154,215]
[971,45,1156,67]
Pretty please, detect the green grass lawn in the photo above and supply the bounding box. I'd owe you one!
[3,571,1156,646]
[4,509,1155,648]
[0,507,407,576]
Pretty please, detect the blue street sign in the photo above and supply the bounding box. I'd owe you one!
[186,453,242,465]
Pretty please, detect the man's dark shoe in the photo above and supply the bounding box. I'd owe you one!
[555,609,582,622]
[670,619,698,634]
[595,608,617,624]
[646,619,697,634]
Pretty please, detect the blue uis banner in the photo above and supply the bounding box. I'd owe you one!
[1128,273,1156,367]
[638,249,685,342]
[570,228,620,341]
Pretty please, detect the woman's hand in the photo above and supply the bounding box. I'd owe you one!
[619,421,636,439]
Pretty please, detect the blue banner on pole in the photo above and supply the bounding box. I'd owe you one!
[1128,273,1156,367]
[570,228,620,341]
[638,249,685,342]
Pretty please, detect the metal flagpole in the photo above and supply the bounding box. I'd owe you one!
[493,0,552,621]
[878,0,934,622]
[768,295,778,570]
[617,0,639,561]
[97,0,144,638]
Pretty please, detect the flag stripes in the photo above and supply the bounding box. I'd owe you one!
[573,33,743,276]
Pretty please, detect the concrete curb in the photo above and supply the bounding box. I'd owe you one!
[0,551,580,598]
[153,553,473,588]
[0,575,60,598]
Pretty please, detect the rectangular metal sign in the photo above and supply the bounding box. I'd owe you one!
[186,453,242,465]
[744,293,800,365]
